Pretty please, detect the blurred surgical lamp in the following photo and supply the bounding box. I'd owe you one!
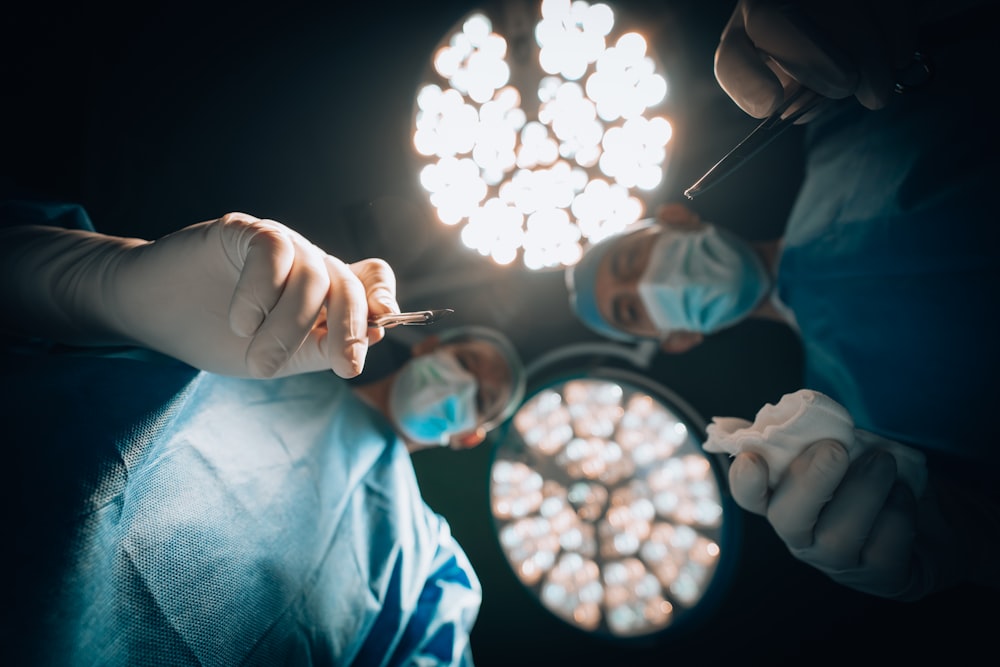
[488,343,739,640]
[411,0,675,271]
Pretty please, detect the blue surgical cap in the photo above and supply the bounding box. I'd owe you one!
[565,220,656,343]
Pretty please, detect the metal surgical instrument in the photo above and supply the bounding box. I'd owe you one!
[684,52,933,200]
[368,309,455,329]
[684,86,824,200]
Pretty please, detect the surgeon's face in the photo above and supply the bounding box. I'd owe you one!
[594,225,663,339]
[441,339,513,431]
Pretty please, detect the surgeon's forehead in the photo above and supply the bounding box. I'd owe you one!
[599,225,662,280]
[593,226,662,326]
[444,340,509,381]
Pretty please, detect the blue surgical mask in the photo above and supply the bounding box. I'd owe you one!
[389,350,478,446]
[636,224,772,334]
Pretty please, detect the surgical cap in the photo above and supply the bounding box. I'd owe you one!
[565,220,656,343]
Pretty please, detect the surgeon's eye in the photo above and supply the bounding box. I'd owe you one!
[613,295,642,328]
[611,244,636,280]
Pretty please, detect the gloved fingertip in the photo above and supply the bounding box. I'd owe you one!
[747,96,780,119]
[812,438,849,465]
[860,447,897,480]
[378,297,400,314]
[231,319,258,338]
[246,352,282,379]
[340,341,366,379]
[732,451,766,479]
[732,78,784,118]
[729,452,770,513]
[244,334,295,379]
[229,301,266,338]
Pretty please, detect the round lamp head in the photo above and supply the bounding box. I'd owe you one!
[489,365,738,640]
[412,0,676,271]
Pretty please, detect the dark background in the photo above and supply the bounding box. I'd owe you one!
[2,0,992,664]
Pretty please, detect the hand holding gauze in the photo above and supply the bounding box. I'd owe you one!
[704,389,927,497]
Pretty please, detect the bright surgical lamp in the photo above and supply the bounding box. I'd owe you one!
[488,345,739,640]
[412,0,675,271]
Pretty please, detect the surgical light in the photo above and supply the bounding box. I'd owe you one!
[412,0,674,271]
[489,365,735,639]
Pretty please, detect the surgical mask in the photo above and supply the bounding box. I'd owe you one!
[637,224,772,334]
[389,349,478,446]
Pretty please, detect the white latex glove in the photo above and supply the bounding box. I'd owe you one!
[704,390,941,599]
[0,212,399,379]
[730,440,932,598]
[714,0,919,118]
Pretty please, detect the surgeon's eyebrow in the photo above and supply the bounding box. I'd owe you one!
[610,236,645,281]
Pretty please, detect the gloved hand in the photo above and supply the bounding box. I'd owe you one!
[705,389,942,598]
[714,0,919,118]
[729,441,934,598]
[0,212,399,379]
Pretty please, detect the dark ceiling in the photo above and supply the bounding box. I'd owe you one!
[2,1,991,664]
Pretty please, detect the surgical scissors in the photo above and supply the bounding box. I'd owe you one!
[368,309,455,329]
[684,86,825,200]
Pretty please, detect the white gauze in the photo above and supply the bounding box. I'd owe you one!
[703,389,927,497]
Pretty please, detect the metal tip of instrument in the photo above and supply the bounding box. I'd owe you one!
[424,308,455,324]
[682,87,821,200]
[368,308,455,329]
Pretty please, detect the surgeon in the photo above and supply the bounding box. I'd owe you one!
[566,201,783,354]
[566,0,999,602]
[351,324,525,454]
[0,200,522,666]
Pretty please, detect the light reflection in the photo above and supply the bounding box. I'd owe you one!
[413,1,673,270]
[491,377,727,637]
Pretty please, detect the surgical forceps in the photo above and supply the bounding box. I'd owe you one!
[684,52,933,200]
[684,86,825,200]
[368,309,455,329]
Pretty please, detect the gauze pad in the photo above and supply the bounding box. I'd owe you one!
[703,389,927,497]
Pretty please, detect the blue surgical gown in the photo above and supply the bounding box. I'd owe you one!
[775,35,1000,467]
[0,202,481,666]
